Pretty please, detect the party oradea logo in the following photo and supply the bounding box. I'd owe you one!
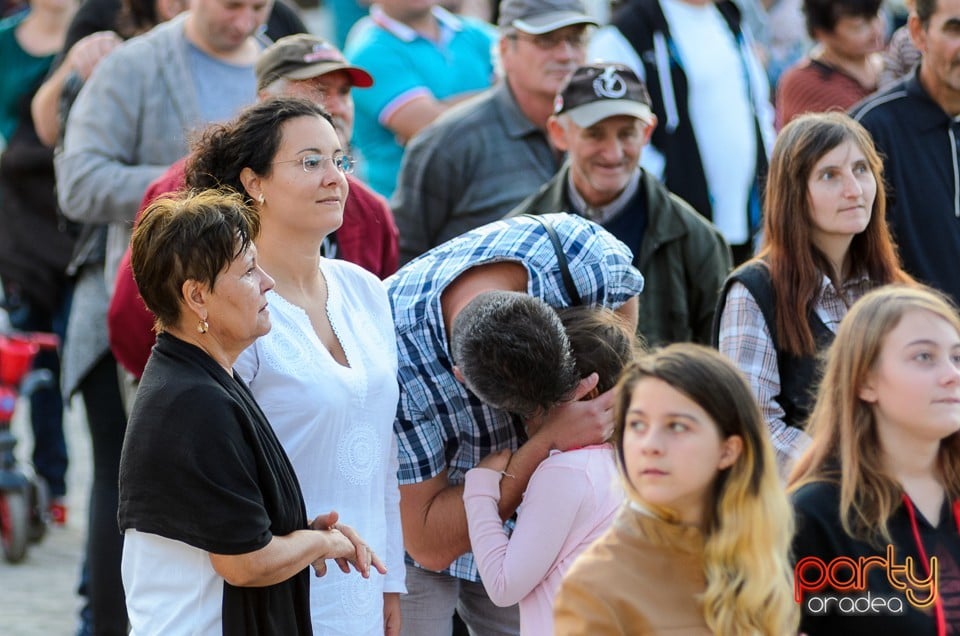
[794,545,937,616]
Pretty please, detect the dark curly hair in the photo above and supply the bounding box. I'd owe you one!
[185,96,333,202]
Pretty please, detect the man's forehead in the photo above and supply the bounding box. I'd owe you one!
[293,70,354,88]
[529,23,586,35]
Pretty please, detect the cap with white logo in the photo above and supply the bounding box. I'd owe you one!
[553,63,654,128]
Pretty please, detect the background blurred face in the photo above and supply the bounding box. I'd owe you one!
[190,0,271,53]
[501,25,587,102]
[254,115,348,237]
[284,71,356,146]
[806,139,875,248]
[203,242,274,347]
[912,0,960,96]
[817,13,885,59]
[859,310,960,449]
[621,377,740,526]
[550,114,652,207]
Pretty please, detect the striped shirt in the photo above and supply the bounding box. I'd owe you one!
[387,213,644,581]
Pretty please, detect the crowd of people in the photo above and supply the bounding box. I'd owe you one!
[2,0,960,634]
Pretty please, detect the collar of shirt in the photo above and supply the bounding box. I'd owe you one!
[905,67,959,132]
[370,4,462,44]
[814,269,873,330]
[566,167,642,225]
[495,82,545,140]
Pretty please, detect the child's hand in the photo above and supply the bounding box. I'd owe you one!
[476,449,512,473]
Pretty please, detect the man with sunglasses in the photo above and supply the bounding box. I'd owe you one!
[391,0,597,265]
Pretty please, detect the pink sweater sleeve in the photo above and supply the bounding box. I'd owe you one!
[463,461,591,606]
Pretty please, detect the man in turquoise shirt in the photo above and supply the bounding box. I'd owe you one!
[344,0,496,198]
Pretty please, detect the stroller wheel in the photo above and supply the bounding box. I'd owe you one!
[0,490,29,563]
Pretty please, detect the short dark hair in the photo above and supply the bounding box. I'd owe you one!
[185,96,332,201]
[131,189,260,331]
[802,0,882,38]
[450,291,579,418]
[915,0,937,25]
[557,306,638,394]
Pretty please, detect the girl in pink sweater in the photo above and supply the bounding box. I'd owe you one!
[462,306,636,635]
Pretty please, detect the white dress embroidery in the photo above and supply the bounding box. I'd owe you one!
[235,259,405,635]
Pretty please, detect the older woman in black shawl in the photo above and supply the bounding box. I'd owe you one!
[118,190,385,635]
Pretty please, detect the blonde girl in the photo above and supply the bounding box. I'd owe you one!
[555,343,798,635]
[790,284,960,635]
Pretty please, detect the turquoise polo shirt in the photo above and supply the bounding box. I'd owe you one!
[345,5,495,199]
[0,12,56,145]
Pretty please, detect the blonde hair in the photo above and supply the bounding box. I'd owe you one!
[612,344,798,635]
[789,284,960,545]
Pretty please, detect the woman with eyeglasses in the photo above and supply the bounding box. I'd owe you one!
[184,96,406,636]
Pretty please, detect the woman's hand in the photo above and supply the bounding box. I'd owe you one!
[309,511,387,579]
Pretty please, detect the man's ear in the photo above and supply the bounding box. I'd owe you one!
[546,116,570,152]
[908,13,927,53]
[718,435,743,470]
[642,114,658,144]
[452,365,466,385]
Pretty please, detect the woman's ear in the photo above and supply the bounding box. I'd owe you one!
[239,167,261,202]
[858,373,878,403]
[718,435,743,470]
[181,279,209,322]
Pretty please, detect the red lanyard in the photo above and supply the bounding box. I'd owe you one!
[901,495,960,636]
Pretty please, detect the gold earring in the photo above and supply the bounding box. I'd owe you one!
[197,317,209,334]
[257,193,264,205]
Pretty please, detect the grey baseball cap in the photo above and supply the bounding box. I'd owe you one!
[497,0,598,34]
[256,34,373,92]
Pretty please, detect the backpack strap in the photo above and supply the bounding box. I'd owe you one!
[523,215,582,306]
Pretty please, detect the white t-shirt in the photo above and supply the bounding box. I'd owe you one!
[122,530,223,636]
[235,258,404,636]
[661,0,758,245]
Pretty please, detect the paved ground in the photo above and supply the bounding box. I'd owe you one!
[0,397,90,636]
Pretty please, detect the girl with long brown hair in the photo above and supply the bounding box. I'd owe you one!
[715,111,909,473]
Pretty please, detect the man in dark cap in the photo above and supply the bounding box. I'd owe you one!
[391,0,597,265]
[509,62,731,347]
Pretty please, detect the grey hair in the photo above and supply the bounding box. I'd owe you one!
[451,290,579,418]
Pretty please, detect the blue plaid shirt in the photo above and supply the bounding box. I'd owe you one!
[386,213,644,581]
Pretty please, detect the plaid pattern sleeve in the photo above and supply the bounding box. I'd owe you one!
[717,281,811,472]
[388,214,644,580]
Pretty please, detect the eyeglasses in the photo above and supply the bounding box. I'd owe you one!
[273,153,356,174]
[508,29,588,51]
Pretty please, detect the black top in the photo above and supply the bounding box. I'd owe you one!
[851,70,960,304]
[793,481,960,635]
[714,260,833,430]
[119,332,312,635]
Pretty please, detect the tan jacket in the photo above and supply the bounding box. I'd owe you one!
[554,506,713,635]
